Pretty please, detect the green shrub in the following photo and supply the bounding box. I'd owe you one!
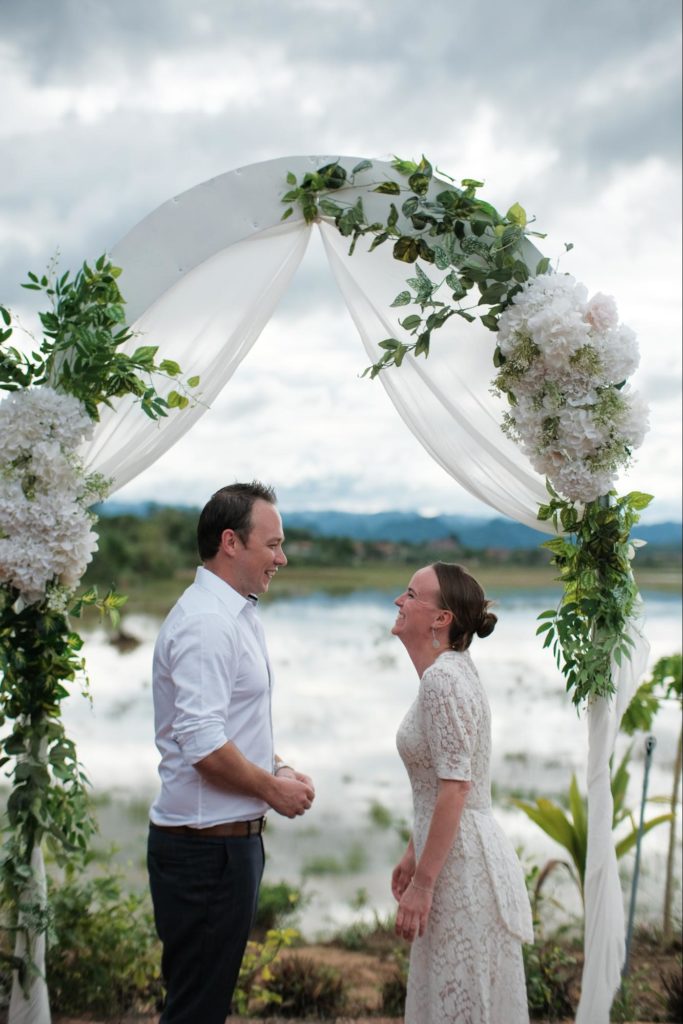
[523,940,576,1020]
[381,949,408,1016]
[333,910,397,953]
[660,964,683,1022]
[302,842,367,877]
[259,953,348,1018]
[233,927,298,1016]
[46,872,162,1015]
[368,799,393,829]
[252,880,303,936]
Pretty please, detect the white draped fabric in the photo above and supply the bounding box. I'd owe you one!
[576,613,650,1024]
[67,155,646,1023]
[9,847,50,1024]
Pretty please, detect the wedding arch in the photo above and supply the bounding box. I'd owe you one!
[4,155,651,1023]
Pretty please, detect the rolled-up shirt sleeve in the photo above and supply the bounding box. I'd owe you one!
[168,611,238,765]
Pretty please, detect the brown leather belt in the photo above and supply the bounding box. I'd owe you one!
[151,817,266,837]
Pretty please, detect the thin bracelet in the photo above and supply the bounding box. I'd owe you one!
[274,763,294,774]
[410,879,434,894]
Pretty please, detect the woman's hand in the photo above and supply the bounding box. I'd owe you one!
[391,845,416,902]
[395,881,433,941]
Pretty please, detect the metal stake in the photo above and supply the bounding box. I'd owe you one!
[622,734,657,976]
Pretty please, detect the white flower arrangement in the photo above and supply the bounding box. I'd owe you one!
[493,272,649,504]
[0,387,109,604]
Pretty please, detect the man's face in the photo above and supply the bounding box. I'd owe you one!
[232,499,287,596]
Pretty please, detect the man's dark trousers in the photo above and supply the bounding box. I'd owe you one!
[148,825,264,1023]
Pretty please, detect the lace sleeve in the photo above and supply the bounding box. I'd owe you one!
[419,660,479,781]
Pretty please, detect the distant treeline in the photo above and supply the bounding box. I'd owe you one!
[84,505,679,589]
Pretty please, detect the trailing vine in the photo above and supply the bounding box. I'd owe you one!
[536,487,651,706]
[281,155,549,376]
[0,255,197,1002]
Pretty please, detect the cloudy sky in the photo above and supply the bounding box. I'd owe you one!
[2,0,681,521]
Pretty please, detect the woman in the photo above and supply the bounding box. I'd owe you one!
[391,562,533,1024]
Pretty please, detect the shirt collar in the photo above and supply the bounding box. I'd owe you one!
[194,565,253,617]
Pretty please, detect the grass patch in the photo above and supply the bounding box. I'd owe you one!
[82,563,678,618]
[302,842,367,878]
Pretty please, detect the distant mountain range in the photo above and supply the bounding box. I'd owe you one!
[97,502,682,551]
[284,510,681,549]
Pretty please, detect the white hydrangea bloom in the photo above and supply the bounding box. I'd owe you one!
[0,387,106,604]
[617,389,650,449]
[592,324,640,385]
[585,292,619,333]
[557,403,608,457]
[494,272,649,504]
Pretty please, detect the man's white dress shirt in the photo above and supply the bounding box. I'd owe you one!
[150,566,274,826]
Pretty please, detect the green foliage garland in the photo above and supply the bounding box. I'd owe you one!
[1,254,198,416]
[536,488,652,705]
[0,255,197,998]
[281,156,652,709]
[282,155,548,376]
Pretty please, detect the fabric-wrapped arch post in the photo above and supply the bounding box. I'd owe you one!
[77,155,649,1024]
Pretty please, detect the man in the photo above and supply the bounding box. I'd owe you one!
[147,481,315,1023]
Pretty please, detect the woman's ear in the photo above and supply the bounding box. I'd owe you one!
[433,609,454,629]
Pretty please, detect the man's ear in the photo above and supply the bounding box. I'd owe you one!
[220,528,240,558]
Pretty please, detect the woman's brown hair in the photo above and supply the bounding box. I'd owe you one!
[432,562,497,651]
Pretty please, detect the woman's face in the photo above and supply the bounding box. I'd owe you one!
[391,566,443,645]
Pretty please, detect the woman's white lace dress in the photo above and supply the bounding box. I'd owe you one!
[396,650,533,1024]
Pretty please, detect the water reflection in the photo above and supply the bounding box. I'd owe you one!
[65,587,682,937]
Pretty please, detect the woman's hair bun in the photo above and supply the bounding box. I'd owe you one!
[476,610,497,639]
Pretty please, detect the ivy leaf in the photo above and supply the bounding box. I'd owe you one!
[408,172,430,196]
[392,156,418,175]
[369,232,390,252]
[393,237,420,263]
[417,239,435,263]
[373,181,401,195]
[352,159,373,174]
[624,491,654,510]
[506,202,527,227]
[393,343,409,366]
[478,283,507,305]
[390,291,412,307]
[131,345,159,365]
[445,273,467,301]
[159,359,181,376]
[301,193,318,223]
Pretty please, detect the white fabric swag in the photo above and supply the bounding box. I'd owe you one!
[74,156,646,1024]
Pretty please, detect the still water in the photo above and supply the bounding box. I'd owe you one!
[64,586,682,938]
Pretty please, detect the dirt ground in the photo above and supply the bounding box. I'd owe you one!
[7,935,680,1024]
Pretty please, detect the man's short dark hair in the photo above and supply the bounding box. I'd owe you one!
[197,481,277,561]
